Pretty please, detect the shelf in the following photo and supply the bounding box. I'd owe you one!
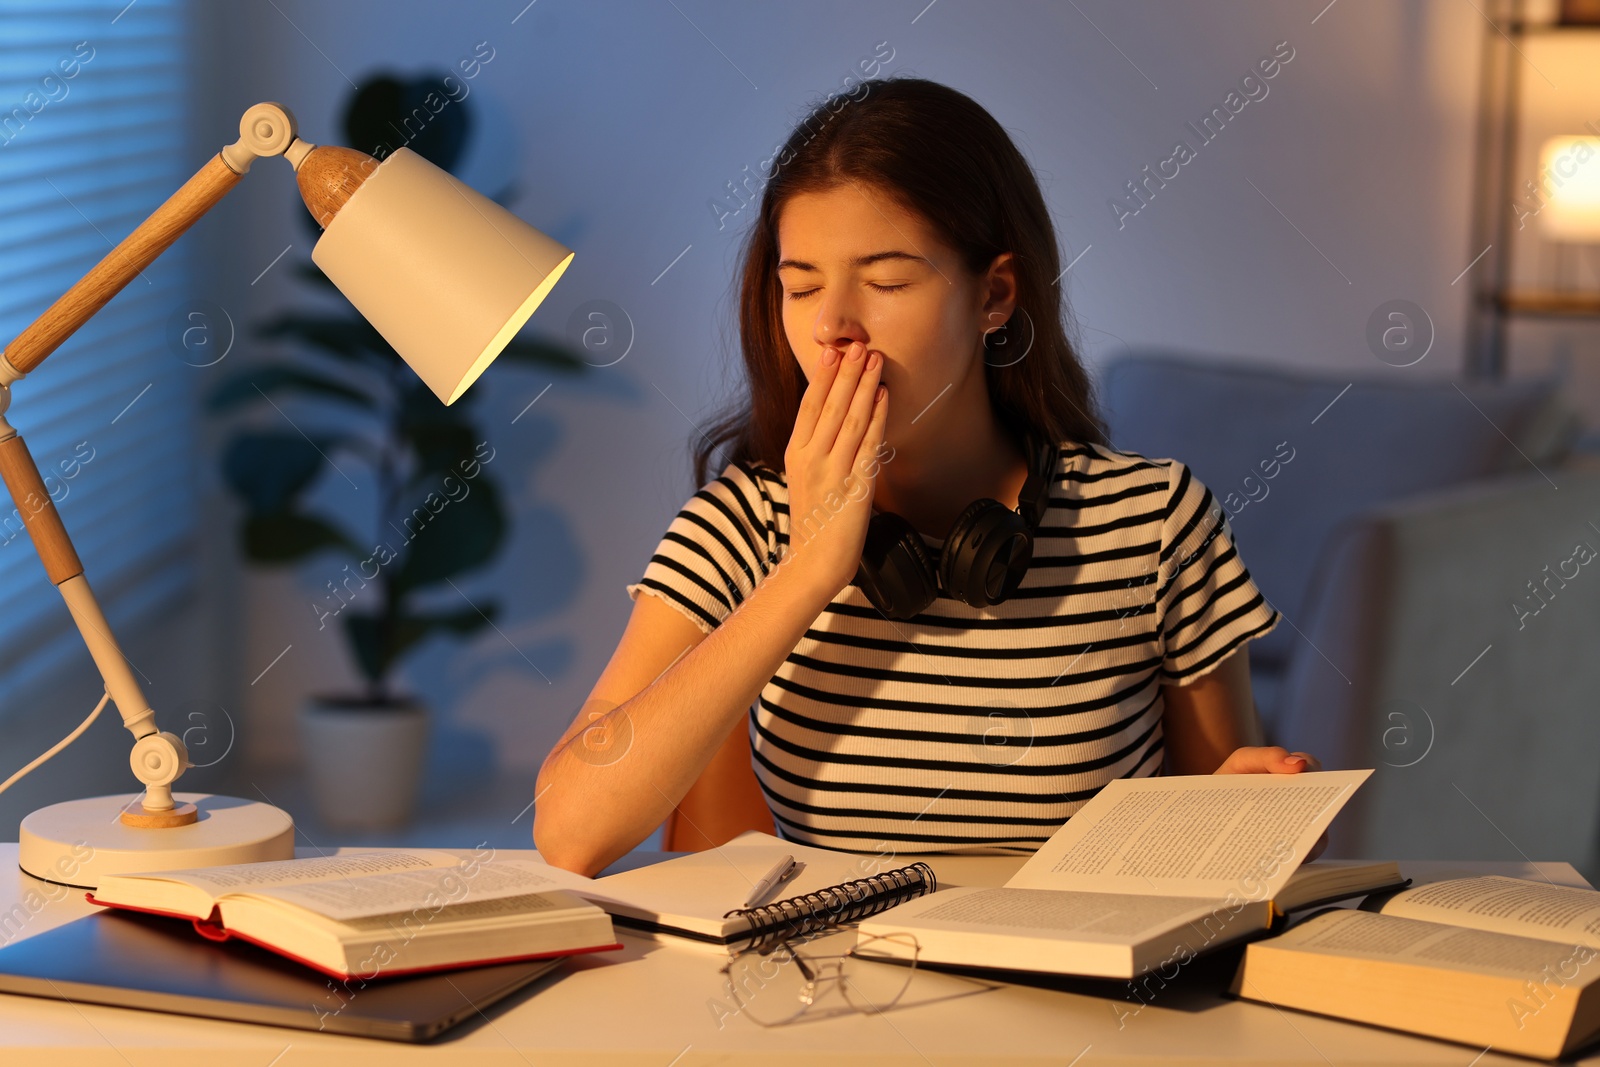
[1480,289,1600,316]
[1505,20,1600,32]
[1466,4,1600,374]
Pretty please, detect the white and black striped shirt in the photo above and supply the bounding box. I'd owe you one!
[626,442,1280,853]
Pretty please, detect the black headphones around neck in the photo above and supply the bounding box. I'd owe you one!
[853,432,1055,620]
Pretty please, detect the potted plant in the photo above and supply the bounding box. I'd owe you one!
[209,73,585,829]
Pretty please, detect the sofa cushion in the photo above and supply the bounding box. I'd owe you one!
[1097,351,1560,669]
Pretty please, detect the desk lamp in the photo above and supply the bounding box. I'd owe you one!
[8,103,574,889]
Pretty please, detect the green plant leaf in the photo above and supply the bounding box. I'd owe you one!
[406,427,480,484]
[492,336,588,373]
[223,433,330,513]
[206,366,376,415]
[390,475,506,593]
[395,379,483,482]
[400,377,474,428]
[294,261,340,290]
[411,606,496,634]
[341,605,497,688]
[345,74,471,174]
[255,312,397,369]
[342,612,393,687]
[242,510,357,563]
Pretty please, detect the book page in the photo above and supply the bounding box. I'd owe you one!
[99,850,466,906]
[1274,859,1405,912]
[1005,769,1371,899]
[1264,907,1600,984]
[872,886,1242,943]
[334,890,578,932]
[1378,876,1600,949]
[248,859,595,923]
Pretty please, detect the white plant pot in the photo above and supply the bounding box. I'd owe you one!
[298,695,429,830]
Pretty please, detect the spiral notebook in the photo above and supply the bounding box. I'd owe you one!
[573,831,938,954]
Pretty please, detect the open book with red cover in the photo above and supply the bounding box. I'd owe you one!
[85,848,620,981]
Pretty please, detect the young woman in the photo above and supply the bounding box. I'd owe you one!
[535,77,1322,878]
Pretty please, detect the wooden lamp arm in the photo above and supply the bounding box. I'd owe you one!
[0,436,82,586]
[2,154,244,376]
[0,102,337,378]
[0,103,372,817]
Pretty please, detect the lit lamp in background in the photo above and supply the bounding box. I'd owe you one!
[6,103,573,889]
[1538,135,1600,288]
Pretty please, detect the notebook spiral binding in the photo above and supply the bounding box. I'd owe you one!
[722,861,938,955]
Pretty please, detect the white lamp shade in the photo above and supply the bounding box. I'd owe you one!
[311,146,575,404]
[1537,136,1600,242]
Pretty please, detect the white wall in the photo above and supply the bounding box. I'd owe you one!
[0,587,230,840]
[177,1,1589,843]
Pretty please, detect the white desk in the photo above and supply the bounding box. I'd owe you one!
[0,842,1592,1066]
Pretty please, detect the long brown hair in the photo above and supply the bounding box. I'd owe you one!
[693,75,1106,486]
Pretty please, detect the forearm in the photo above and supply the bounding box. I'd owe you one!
[1160,645,1263,775]
[1163,705,1261,774]
[534,556,834,875]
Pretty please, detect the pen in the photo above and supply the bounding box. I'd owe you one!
[742,855,797,908]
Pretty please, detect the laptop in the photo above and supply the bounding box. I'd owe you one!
[0,907,568,1042]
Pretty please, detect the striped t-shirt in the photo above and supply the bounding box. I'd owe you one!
[626,441,1280,853]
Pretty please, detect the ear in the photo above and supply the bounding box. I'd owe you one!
[978,251,1019,343]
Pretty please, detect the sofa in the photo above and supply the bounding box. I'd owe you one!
[1100,351,1600,878]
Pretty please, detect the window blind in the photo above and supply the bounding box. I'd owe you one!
[0,0,196,706]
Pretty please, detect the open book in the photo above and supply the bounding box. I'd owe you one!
[855,769,1397,979]
[86,849,620,980]
[1232,874,1600,1060]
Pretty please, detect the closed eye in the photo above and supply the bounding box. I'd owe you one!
[785,283,909,301]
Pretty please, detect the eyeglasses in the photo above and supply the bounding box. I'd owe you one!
[717,932,922,1027]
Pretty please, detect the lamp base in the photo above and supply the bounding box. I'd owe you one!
[118,800,199,829]
[19,792,295,890]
